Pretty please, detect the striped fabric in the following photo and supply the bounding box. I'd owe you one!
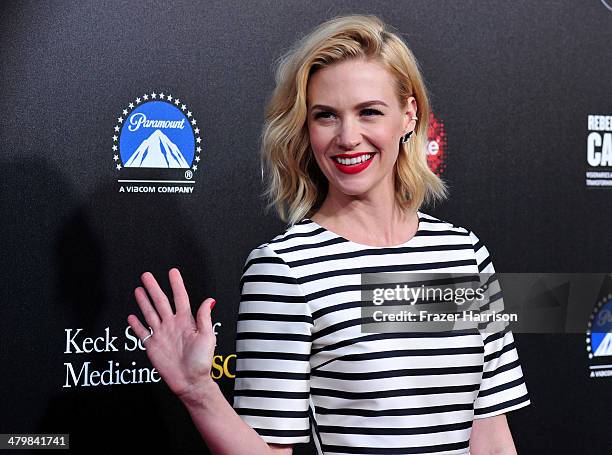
[233,211,530,454]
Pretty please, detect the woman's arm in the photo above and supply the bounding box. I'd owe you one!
[179,377,292,454]
[469,414,517,455]
[128,269,292,455]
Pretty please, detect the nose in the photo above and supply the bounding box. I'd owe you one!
[336,118,361,150]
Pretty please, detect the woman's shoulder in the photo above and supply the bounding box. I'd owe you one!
[417,211,491,252]
[259,219,325,252]
[241,220,315,266]
[417,210,475,236]
[418,211,495,271]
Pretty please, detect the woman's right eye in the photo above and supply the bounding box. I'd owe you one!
[314,111,336,119]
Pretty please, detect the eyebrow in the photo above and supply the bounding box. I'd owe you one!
[310,100,389,111]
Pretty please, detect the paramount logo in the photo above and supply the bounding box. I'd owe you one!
[113,92,201,195]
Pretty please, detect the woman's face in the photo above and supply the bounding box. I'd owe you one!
[306,58,417,200]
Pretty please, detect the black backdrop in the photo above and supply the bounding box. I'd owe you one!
[2,1,611,453]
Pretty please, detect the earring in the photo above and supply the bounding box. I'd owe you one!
[411,115,418,121]
[400,131,413,144]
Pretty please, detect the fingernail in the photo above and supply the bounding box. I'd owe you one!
[210,299,216,310]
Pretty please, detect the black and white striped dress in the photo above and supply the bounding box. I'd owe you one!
[233,211,530,455]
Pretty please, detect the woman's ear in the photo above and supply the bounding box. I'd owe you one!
[403,96,418,132]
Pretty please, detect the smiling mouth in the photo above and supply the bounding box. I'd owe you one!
[331,153,376,166]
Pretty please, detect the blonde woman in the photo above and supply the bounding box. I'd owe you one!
[128,15,530,455]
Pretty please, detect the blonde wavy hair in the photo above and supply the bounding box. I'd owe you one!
[260,14,447,226]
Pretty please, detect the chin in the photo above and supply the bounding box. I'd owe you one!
[328,180,378,198]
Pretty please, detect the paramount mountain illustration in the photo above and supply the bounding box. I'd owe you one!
[125,129,190,168]
[594,332,612,357]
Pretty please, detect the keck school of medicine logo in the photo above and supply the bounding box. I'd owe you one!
[112,92,201,194]
[586,291,612,378]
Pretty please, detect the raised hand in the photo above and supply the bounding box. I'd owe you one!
[127,268,217,404]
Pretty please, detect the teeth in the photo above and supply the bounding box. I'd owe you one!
[333,154,372,165]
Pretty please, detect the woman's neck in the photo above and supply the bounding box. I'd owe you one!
[311,199,418,247]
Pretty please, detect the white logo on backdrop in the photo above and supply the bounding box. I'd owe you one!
[125,129,190,168]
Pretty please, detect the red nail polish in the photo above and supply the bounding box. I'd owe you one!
[210,299,216,310]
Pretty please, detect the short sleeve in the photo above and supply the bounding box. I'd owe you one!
[232,244,313,444]
[469,231,531,419]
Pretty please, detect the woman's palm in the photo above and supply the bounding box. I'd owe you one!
[127,269,216,401]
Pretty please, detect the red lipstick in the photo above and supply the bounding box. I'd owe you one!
[331,152,376,174]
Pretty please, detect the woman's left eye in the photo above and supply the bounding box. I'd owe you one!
[361,108,383,116]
